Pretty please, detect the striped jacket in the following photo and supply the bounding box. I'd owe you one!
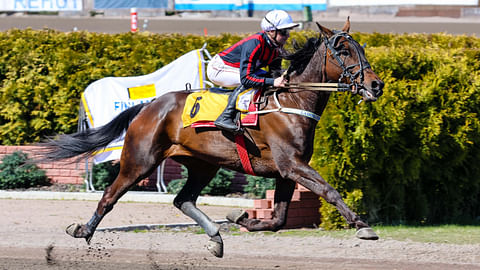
[218,31,282,88]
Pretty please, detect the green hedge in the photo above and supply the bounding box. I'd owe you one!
[167,165,234,196]
[0,29,244,144]
[313,33,480,227]
[0,151,49,189]
[1,29,480,227]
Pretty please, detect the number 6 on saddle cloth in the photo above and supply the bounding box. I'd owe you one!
[182,87,261,128]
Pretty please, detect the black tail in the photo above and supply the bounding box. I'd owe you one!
[39,103,147,162]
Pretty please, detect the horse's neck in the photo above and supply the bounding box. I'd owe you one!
[285,47,331,116]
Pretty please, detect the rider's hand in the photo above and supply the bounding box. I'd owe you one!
[273,76,286,87]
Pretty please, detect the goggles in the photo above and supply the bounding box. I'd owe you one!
[277,28,291,36]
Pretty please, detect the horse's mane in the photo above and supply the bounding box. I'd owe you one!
[283,37,323,76]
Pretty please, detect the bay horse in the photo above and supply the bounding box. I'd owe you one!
[41,19,384,258]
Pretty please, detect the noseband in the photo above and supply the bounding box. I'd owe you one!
[323,32,370,94]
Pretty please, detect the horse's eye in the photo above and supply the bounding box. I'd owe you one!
[335,43,350,56]
[339,49,350,56]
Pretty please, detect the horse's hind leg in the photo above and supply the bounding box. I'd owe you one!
[172,160,223,257]
[228,178,296,232]
[66,141,159,243]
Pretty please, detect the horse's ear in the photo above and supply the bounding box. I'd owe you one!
[342,16,351,33]
[316,22,334,37]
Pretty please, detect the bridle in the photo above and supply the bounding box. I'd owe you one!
[281,31,378,101]
[249,30,380,121]
[323,31,372,97]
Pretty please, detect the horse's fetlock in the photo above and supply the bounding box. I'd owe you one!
[173,198,184,209]
[272,218,286,231]
[103,204,113,213]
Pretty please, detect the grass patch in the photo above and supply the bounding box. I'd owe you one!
[264,225,480,245]
[147,223,480,245]
[372,225,480,245]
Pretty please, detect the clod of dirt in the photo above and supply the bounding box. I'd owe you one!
[45,243,56,265]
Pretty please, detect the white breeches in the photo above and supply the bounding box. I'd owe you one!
[206,54,241,88]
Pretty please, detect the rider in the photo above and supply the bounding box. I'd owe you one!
[207,9,299,134]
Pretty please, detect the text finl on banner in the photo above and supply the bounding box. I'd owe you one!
[128,84,156,100]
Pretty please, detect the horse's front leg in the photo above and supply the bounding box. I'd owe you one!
[286,162,378,240]
[227,178,296,231]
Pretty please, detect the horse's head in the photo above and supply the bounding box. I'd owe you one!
[317,18,384,102]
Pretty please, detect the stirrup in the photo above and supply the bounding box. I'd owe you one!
[215,120,244,134]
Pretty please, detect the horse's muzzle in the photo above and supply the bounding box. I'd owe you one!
[360,79,384,102]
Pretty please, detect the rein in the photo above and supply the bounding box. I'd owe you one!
[284,82,350,92]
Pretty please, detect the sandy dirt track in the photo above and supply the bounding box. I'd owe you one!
[1,198,480,270]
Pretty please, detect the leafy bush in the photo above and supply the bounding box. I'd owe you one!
[312,33,480,228]
[2,30,480,228]
[0,151,49,189]
[244,175,276,198]
[202,168,233,196]
[90,161,119,190]
[167,166,233,196]
[0,30,246,145]
[166,178,186,194]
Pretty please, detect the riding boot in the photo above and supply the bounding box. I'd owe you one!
[214,86,245,134]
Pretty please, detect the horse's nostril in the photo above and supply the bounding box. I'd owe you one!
[371,80,384,97]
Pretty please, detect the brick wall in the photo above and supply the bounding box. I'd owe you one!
[0,145,90,185]
[0,146,248,192]
[244,184,321,229]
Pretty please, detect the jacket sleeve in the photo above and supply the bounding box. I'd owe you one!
[239,39,273,89]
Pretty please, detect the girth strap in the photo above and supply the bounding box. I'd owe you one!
[234,135,255,176]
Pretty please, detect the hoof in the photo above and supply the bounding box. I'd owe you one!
[356,227,379,240]
[66,223,81,238]
[226,209,248,224]
[207,236,223,258]
[66,223,93,244]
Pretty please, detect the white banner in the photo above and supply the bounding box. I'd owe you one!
[0,0,83,11]
[329,0,478,6]
[81,49,207,164]
[175,0,327,11]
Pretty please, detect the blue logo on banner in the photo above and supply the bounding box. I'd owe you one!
[14,0,79,9]
[95,0,168,9]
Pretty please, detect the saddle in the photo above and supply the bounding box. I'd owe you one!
[182,87,261,128]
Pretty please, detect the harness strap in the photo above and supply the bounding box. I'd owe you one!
[234,134,256,176]
[246,91,321,122]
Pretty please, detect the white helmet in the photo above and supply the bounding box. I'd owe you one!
[261,10,299,32]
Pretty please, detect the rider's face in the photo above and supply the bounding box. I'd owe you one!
[267,29,291,47]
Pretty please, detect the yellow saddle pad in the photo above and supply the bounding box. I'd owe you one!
[182,88,256,128]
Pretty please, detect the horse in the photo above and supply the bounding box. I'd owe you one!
[40,18,384,258]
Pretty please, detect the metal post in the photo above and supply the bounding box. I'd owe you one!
[303,5,312,22]
[78,102,95,192]
[156,160,168,193]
